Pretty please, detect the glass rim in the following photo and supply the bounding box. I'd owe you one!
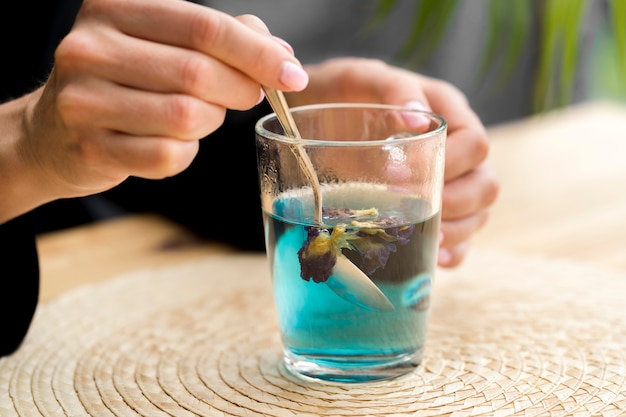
[255,102,447,146]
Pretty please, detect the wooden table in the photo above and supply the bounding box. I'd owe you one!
[10,99,626,417]
[472,100,626,273]
[36,100,626,301]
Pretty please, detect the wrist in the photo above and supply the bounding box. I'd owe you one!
[0,89,55,224]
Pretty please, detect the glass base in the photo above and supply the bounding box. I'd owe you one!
[283,348,422,384]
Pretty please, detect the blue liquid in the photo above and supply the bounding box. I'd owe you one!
[263,187,439,383]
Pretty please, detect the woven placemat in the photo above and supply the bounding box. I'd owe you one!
[1,250,626,417]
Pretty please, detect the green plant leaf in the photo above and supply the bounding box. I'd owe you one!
[477,0,531,93]
[499,0,531,86]
[559,0,588,105]
[396,0,461,66]
[369,0,626,114]
[610,0,626,91]
[532,0,588,112]
[532,0,558,112]
[362,0,400,33]
[477,0,504,83]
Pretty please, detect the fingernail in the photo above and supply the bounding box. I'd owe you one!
[256,88,266,105]
[401,100,431,131]
[403,100,429,111]
[279,61,309,91]
[272,36,294,54]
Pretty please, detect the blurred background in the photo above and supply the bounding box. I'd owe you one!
[206,0,626,126]
[25,0,626,238]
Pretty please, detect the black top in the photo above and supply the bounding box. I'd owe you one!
[1,0,270,356]
[0,214,39,356]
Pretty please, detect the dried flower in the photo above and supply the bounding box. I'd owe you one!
[297,208,414,283]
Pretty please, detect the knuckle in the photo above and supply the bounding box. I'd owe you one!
[336,57,385,77]
[231,95,258,111]
[178,55,210,94]
[190,10,226,53]
[55,32,96,69]
[483,170,501,206]
[153,141,197,177]
[236,14,269,33]
[440,199,462,222]
[232,82,263,110]
[434,78,467,102]
[247,41,281,77]
[56,85,89,126]
[343,58,387,81]
[446,252,465,267]
[469,208,490,234]
[165,96,226,139]
[165,95,204,139]
[138,140,194,179]
[80,0,116,15]
[359,57,388,69]
[469,127,490,163]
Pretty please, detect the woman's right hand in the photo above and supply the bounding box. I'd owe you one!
[0,0,308,223]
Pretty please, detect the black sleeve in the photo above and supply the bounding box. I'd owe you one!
[0,212,40,357]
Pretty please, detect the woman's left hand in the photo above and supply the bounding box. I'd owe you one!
[288,57,500,267]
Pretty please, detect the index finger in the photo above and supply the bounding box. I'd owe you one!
[87,0,307,91]
[421,77,489,181]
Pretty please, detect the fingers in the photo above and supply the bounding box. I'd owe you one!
[81,0,308,92]
[55,0,308,140]
[438,208,486,268]
[102,133,200,180]
[440,208,490,249]
[418,76,497,268]
[51,1,309,141]
[56,31,263,110]
[443,125,489,182]
[441,163,499,220]
[437,163,499,268]
[236,14,271,34]
[55,76,227,139]
[289,57,499,270]
[438,242,470,268]
[417,77,490,182]
[32,0,312,201]
[296,58,430,106]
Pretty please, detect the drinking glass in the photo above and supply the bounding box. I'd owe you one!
[255,103,446,383]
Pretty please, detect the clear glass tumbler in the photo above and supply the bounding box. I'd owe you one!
[255,103,447,383]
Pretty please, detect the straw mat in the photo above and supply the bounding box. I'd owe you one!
[1,250,626,416]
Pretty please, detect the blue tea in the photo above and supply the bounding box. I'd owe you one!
[263,183,440,383]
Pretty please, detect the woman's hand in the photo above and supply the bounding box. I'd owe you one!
[0,0,308,223]
[290,57,499,267]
